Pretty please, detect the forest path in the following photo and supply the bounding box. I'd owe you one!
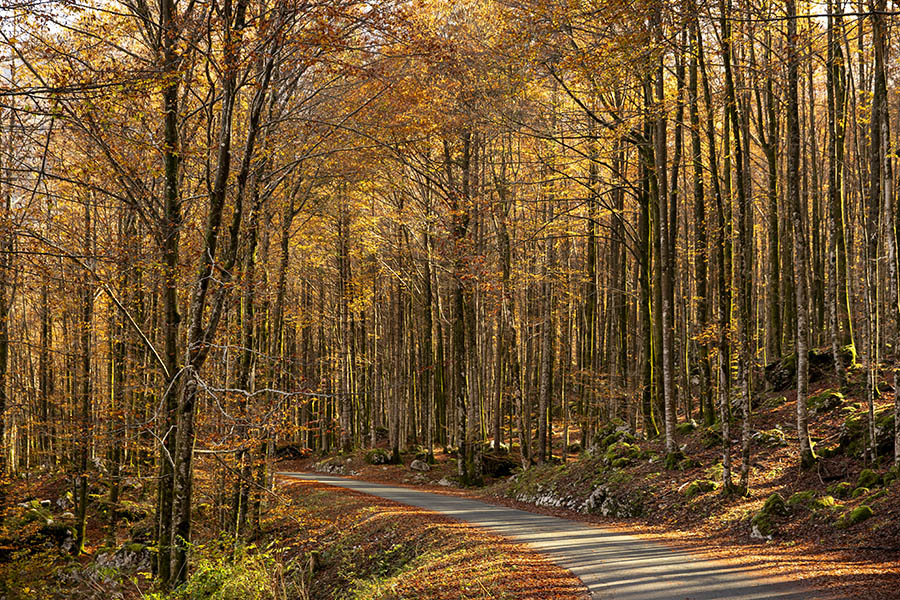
[277,472,810,600]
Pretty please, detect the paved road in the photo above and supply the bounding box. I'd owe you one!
[278,472,810,600]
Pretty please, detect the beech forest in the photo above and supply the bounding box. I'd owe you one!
[0,0,899,597]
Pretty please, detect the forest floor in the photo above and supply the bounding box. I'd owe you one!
[0,461,587,599]
[279,365,900,599]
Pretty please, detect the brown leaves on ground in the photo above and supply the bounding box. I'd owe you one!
[272,479,588,600]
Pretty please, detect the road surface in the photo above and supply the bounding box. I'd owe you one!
[277,471,811,600]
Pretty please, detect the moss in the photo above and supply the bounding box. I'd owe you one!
[787,491,816,507]
[683,479,718,498]
[751,511,777,538]
[611,457,631,469]
[808,389,845,415]
[762,395,788,410]
[700,426,722,449]
[365,448,391,465]
[605,441,640,464]
[705,462,724,481]
[809,495,837,512]
[851,487,870,498]
[827,481,853,499]
[857,468,882,489]
[884,465,899,486]
[752,429,788,447]
[835,505,873,529]
[663,450,686,470]
[762,493,789,516]
[869,489,887,501]
[676,420,698,435]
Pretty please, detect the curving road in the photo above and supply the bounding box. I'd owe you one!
[277,472,810,600]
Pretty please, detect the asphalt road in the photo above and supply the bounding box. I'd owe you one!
[277,471,810,600]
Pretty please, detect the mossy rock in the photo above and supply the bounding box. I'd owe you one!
[683,479,718,498]
[809,495,838,512]
[851,486,870,498]
[762,395,788,409]
[752,428,787,448]
[837,407,894,458]
[365,448,391,465]
[751,511,777,538]
[663,450,686,470]
[827,481,853,499]
[884,465,899,486]
[835,505,873,529]
[700,426,722,449]
[869,489,887,501]
[808,389,845,415]
[676,457,701,471]
[787,490,816,507]
[705,462,724,480]
[762,492,789,517]
[605,441,640,463]
[611,457,631,469]
[857,468,882,489]
[676,420,698,435]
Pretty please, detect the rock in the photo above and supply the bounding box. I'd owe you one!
[482,452,517,477]
[275,443,311,461]
[762,395,788,409]
[663,450,686,470]
[436,477,454,487]
[762,492,789,516]
[682,479,718,498]
[808,389,845,415]
[836,407,894,458]
[786,491,816,507]
[39,499,51,508]
[835,505,873,528]
[61,511,75,519]
[700,425,722,449]
[676,420,698,435]
[750,512,776,539]
[56,493,73,511]
[750,523,771,540]
[828,481,853,499]
[365,448,391,465]
[857,468,882,489]
[605,441,641,465]
[764,348,850,391]
[96,543,151,573]
[851,487,869,498]
[752,428,788,448]
[409,459,430,472]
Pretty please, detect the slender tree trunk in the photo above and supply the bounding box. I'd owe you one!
[787,0,815,469]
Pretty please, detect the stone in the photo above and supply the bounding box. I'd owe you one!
[786,491,816,507]
[851,487,869,498]
[409,459,430,472]
[835,505,873,528]
[827,481,853,499]
[365,448,391,465]
[857,468,881,489]
[808,389,845,415]
[682,479,718,498]
[762,492,789,516]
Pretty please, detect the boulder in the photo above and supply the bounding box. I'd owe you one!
[409,459,430,472]
[482,452,518,477]
[857,468,882,489]
[835,505,873,529]
[364,448,391,465]
[808,389,845,416]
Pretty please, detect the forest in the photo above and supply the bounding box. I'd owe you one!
[0,0,899,597]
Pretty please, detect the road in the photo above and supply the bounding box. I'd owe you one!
[278,472,811,600]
